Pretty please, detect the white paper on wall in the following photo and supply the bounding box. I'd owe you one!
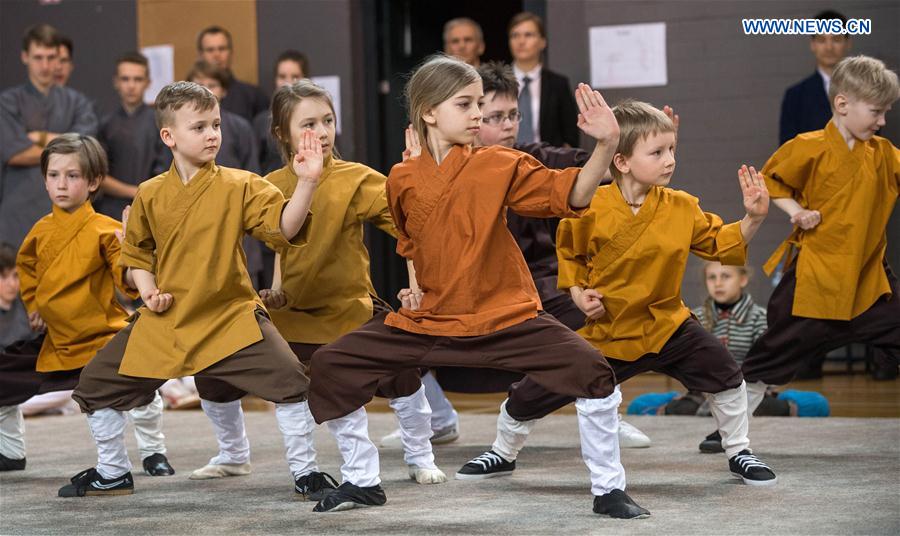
[589,22,667,89]
[141,44,175,104]
[311,75,342,135]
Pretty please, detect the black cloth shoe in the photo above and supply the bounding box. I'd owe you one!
[312,481,386,512]
[142,453,175,476]
[699,430,724,453]
[729,449,777,486]
[58,467,134,497]
[455,450,516,480]
[295,471,339,501]
[0,453,26,471]
[593,489,650,519]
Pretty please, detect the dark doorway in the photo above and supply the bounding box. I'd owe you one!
[360,0,540,304]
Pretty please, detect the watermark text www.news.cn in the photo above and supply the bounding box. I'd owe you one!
[742,18,871,35]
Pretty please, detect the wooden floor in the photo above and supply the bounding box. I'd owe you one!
[363,365,900,418]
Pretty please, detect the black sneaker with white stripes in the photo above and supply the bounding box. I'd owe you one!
[295,471,339,501]
[729,449,777,486]
[58,467,134,497]
[455,450,516,480]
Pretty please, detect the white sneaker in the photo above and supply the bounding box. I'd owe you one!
[189,462,252,480]
[379,422,460,448]
[618,415,651,448]
[430,422,460,445]
[379,429,403,448]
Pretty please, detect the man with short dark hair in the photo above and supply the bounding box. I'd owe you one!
[778,9,852,144]
[54,35,74,86]
[196,25,268,121]
[507,12,579,147]
[0,24,98,247]
[96,52,172,219]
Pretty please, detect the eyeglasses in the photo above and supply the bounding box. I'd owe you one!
[482,111,523,126]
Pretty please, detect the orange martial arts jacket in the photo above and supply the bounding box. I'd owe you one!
[384,144,583,336]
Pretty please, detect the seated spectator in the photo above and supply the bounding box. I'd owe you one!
[0,243,35,349]
[627,262,829,451]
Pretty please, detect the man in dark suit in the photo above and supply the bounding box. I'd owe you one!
[197,26,268,122]
[508,12,579,148]
[778,10,851,145]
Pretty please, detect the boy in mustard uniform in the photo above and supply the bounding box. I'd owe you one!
[1,135,172,476]
[59,81,317,498]
[701,56,899,450]
[459,100,778,487]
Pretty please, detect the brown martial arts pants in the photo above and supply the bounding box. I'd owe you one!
[197,298,422,402]
[0,337,81,407]
[504,317,744,421]
[307,311,617,423]
[741,262,900,386]
[73,310,309,413]
[434,294,588,393]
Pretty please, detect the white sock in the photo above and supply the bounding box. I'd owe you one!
[326,406,381,488]
[87,408,132,479]
[389,384,437,469]
[200,399,250,465]
[0,405,25,459]
[709,381,752,458]
[490,399,536,462]
[275,401,319,479]
[421,372,458,431]
[128,391,167,459]
[576,388,626,496]
[746,381,768,416]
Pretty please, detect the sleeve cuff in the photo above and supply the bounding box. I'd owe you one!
[550,168,585,218]
[119,242,156,272]
[557,262,589,290]
[716,222,748,266]
[262,200,313,251]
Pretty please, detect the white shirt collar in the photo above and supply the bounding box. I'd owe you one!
[817,67,831,95]
[514,64,542,82]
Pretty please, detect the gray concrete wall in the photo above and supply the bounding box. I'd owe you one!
[545,0,899,307]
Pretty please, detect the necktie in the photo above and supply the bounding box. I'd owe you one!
[517,75,534,143]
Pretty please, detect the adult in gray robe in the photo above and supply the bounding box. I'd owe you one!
[96,104,171,219]
[0,82,97,246]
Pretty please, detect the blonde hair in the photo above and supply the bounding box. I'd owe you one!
[404,54,480,148]
[154,81,218,129]
[609,100,675,179]
[40,133,108,201]
[829,55,900,107]
[270,79,338,166]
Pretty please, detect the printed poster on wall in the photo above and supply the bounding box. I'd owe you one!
[589,22,667,89]
[311,75,342,135]
[141,44,175,104]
